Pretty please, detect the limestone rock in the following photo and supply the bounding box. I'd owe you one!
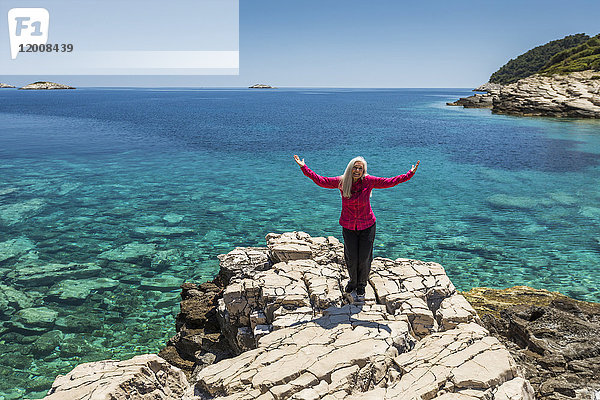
[178,232,531,400]
[0,83,16,88]
[266,231,344,265]
[19,81,75,90]
[493,70,600,118]
[474,82,503,93]
[42,354,188,399]
[216,247,271,285]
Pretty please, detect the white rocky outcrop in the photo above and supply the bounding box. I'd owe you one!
[42,354,188,400]
[19,81,75,90]
[189,232,534,399]
[493,70,600,118]
[41,232,535,400]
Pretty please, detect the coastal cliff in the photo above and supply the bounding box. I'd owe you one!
[42,232,536,400]
[448,70,600,118]
[492,70,600,118]
[449,33,600,118]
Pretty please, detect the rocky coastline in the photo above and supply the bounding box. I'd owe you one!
[41,231,543,400]
[448,70,600,118]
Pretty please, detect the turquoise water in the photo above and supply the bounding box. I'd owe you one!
[1,88,600,398]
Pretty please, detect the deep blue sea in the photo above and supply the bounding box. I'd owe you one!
[1,88,600,398]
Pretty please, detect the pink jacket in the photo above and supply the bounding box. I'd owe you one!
[300,164,414,230]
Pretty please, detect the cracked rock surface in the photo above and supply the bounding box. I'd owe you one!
[42,354,189,400]
[186,232,533,399]
[41,232,535,399]
[493,70,600,118]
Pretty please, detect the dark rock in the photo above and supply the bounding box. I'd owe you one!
[160,280,232,376]
[446,93,494,108]
[463,286,600,400]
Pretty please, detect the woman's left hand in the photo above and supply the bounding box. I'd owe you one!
[411,160,420,173]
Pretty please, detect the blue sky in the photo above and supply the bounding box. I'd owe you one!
[3,0,600,87]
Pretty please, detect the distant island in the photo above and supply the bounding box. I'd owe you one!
[0,83,16,88]
[448,33,600,118]
[249,83,276,89]
[18,81,75,90]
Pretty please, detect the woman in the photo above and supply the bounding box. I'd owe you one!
[294,154,419,298]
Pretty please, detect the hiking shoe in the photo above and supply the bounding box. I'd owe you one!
[345,283,356,293]
[356,286,366,296]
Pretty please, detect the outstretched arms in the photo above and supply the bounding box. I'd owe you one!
[293,155,339,189]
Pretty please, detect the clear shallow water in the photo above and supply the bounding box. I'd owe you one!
[1,88,600,398]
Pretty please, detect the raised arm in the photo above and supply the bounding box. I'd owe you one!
[370,160,420,189]
[294,155,339,189]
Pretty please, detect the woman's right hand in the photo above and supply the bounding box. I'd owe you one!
[293,155,305,167]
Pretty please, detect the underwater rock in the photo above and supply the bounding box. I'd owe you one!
[0,198,45,226]
[580,206,600,220]
[0,237,35,263]
[98,242,156,265]
[32,330,63,356]
[7,262,101,286]
[133,226,195,237]
[54,313,103,333]
[463,286,600,400]
[163,213,185,224]
[9,307,58,334]
[0,284,38,316]
[436,236,505,259]
[486,194,552,210]
[47,278,119,304]
[140,276,184,292]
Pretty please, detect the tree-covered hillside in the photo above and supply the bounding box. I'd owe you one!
[489,33,589,84]
[541,34,600,75]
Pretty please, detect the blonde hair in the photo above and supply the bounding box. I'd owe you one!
[340,156,367,198]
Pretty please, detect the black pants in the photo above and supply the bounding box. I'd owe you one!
[342,222,376,289]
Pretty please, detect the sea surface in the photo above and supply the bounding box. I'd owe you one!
[1,88,599,398]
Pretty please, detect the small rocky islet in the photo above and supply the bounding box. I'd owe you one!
[39,231,600,400]
[0,81,75,90]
